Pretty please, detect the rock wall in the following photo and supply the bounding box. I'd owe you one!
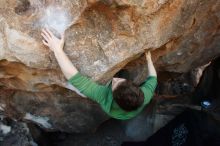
[0,0,219,133]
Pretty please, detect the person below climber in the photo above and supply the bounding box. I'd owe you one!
[41,28,157,120]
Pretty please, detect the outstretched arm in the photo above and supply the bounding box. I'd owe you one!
[145,51,157,77]
[140,51,157,104]
[41,28,110,110]
[41,28,78,80]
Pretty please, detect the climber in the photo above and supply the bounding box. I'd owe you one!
[41,28,157,120]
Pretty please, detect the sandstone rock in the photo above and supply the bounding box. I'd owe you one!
[0,0,219,133]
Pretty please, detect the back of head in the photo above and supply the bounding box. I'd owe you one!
[112,80,144,111]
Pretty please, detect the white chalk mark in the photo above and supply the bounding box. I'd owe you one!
[24,113,52,129]
[40,6,72,34]
[0,104,6,111]
[0,124,11,135]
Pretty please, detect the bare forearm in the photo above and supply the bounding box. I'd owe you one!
[41,28,78,80]
[54,50,78,80]
[147,58,157,77]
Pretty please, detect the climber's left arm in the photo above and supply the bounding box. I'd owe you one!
[68,72,110,105]
[41,28,109,106]
[41,28,78,80]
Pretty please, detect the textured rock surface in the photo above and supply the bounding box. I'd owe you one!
[0,114,37,146]
[0,0,219,133]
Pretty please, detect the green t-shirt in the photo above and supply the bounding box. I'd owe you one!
[68,72,157,120]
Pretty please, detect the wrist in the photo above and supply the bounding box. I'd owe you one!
[54,49,64,53]
[146,58,152,62]
[54,49,64,55]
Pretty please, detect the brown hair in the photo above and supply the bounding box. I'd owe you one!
[112,80,144,111]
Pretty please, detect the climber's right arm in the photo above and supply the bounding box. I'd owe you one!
[41,28,78,80]
[140,51,157,104]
